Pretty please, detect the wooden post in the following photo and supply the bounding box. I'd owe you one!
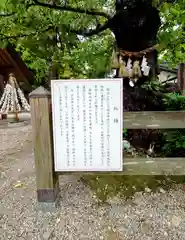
[29,86,59,210]
[177,63,185,95]
[0,74,4,97]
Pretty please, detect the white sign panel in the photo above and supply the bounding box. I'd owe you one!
[51,79,123,172]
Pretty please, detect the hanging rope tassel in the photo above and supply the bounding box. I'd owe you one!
[132,60,142,82]
[111,49,119,69]
[119,58,129,78]
[126,58,133,78]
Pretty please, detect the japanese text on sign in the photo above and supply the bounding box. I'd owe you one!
[51,79,123,172]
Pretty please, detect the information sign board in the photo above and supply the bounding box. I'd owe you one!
[51,79,123,171]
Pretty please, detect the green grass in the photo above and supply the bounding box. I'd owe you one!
[81,175,185,203]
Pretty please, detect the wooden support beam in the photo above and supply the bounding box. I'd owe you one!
[57,157,185,176]
[29,86,59,208]
[124,111,185,129]
[122,157,185,175]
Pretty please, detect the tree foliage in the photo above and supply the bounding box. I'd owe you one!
[0,0,113,83]
[0,0,184,84]
[158,0,185,66]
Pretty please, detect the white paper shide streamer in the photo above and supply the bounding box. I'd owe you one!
[141,56,150,76]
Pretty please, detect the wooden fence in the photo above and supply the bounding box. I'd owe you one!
[29,86,185,204]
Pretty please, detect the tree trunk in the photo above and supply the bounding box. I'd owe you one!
[112,0,161,82]
[177,63,185,95]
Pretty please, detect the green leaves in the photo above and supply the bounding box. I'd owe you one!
[0,0,184,84]
[158,0,185,66]
[0,0,114,83]
[163,93,185,110]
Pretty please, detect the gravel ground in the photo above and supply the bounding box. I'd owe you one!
[1,124,185,240]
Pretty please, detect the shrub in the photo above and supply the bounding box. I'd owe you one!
[162,92,185,157]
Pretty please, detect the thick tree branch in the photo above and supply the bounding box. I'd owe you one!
[68,21,110,37]
[29,0,111,19]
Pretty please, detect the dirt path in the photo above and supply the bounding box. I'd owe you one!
[0,125,112,240]
[1,124,185,240]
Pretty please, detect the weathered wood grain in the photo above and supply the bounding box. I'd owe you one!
[29,86,59,203]
[124,111,185,129]
[122,157,185,175]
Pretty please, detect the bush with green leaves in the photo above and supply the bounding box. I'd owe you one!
[162,92,185,157]
[163,92,185,110]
